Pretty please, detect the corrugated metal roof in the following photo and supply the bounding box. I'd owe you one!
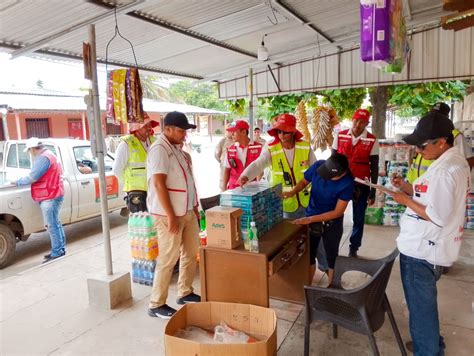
[0,89,228,115]
[0,0,466,82]
[219,26,474,99]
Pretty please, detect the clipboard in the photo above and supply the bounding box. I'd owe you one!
[354,177,396,194]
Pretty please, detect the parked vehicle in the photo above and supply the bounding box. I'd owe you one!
[0,139,125,268]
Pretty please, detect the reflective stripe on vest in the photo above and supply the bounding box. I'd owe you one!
[406,129,461,184]
[122,135,155,192]
[269,141,311,213]
[227,142,263,189]
[337,129,375,180]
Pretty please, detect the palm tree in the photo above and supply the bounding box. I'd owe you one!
[139,74,170,101]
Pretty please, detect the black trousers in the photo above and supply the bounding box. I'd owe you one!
[125,191,147,213]
[308,217,344,269]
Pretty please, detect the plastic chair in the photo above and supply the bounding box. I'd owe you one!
[200,195,220,211]
[303,248,406,356]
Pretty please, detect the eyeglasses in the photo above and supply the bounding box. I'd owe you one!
[277,130,292,135]
[416,138,440,150]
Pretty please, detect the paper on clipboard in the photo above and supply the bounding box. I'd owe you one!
[354,177,396,194]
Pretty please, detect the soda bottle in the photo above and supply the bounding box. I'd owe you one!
[243,216,251,251]
[128,213,137,258]
[137,213,145,260]
[199,210,206,231]
[250,221,259,253]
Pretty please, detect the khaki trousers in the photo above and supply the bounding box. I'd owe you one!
[149,210,199,308]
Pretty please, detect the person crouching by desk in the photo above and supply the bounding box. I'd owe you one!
[283,153,354,285]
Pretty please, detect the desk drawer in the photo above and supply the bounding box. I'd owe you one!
[268,233,307,276]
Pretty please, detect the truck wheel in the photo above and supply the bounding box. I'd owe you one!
[0,224,16,269]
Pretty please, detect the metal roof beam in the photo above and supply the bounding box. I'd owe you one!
[87,0,258,59]
[270,0,342,50]
[1,41,203,80]
[10,0,146,59]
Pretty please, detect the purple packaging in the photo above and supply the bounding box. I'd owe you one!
[360,0,391,66]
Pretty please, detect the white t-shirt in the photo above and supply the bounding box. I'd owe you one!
[332,129,379,156]
[147,136,197,214]
[397,147,470,266]
[242,143,316,181]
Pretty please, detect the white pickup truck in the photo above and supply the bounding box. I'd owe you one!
[0,138,125,268]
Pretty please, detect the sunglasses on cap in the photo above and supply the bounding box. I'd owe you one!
[276,129,292,135]
[416,138,442,150]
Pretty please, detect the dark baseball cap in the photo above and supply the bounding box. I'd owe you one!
[164,111,197,130]
[403,112,454,146]
[317,153,349,180]
[431,102,450,117]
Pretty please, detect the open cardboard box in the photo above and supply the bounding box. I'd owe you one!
[165,302,277,355]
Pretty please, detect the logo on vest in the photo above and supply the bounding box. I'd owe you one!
[299,160,308,167]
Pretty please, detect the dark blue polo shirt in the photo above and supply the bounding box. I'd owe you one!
[303,160,354,216]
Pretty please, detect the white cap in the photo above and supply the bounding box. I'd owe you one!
[23,137,43,152]
[250,221,256,227]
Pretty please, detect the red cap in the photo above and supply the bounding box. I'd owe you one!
[129,117,159,133]
[267,113,303,140]
[226,120,249,132]
[352,108,370,122]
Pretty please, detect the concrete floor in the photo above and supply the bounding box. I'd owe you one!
[1,219,473,355]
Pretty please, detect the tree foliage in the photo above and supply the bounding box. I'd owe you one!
[223,98,248,117]
[140,74,170,101]
[169,80,226,111]
[319,88,367,120]
[389,81,468,117]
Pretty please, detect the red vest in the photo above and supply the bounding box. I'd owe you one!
[226,141,262,189]
[337,129,376,180]
[31,150,64,202]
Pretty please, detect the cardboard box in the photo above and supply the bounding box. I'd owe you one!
[164,302,277,356]
[206,206,243,249]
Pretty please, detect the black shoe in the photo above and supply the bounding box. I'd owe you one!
[442,266,450,274]
[406,341,413,352]
[348,249,358,258]
[176,292,201,305]
[44,250,66,260]
[42,252,65,263]
[148,304,177,319]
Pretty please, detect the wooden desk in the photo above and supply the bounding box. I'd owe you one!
[199,220,311,307]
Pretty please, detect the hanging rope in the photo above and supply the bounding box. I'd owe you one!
[105,7,138,71]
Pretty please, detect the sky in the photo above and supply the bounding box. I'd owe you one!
[0,53,108,93]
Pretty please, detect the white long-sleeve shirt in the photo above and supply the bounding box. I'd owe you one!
[112,137,152,180]
[241,144,316,181]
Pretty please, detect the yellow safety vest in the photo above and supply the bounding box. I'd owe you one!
[269,141,311,213]
[122,135,155,192]
[406,129,460,184]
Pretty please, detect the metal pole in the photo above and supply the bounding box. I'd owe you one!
[89,24,113,275]
[248,68,254,141]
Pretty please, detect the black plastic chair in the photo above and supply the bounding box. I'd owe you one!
[200,195,220,211]
[304,248,406,356]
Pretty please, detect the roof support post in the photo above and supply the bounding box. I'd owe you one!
[248,68,254,141]
[88,24,113,276]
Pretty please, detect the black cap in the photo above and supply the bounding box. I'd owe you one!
[317,153,349,180]
[403,112,454,146]
[431,102,450,117]
[164,111,197,130]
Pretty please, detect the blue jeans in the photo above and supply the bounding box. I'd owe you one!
[39,196,66,257]
[350,184,370,251]
[284,206,329,271]
[400,254,445,356]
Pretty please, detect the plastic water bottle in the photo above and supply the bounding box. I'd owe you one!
[199,210,206,231]
[250,221,259,253]
[131,260,139,283]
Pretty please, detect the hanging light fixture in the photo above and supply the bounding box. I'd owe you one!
[258,34,269,61]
